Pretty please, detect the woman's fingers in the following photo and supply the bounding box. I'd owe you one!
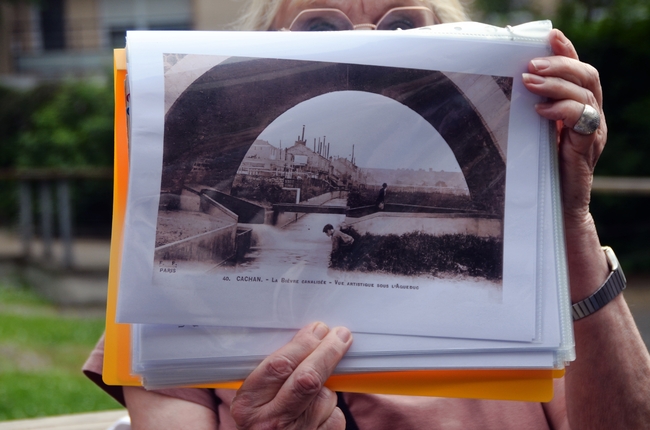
[317,406,346,430]
[548,28,579,60]
[523,72,604,144]
[520,29,608,222]
[273,327,351,418]
[533,99,597,132]
[298,387,340,429]
[524,58,602,107]
[235,322,330,409]
[522,38,604,141]
[230,323,352,429]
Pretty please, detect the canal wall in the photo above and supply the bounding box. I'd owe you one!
[154,223,237,263]
[345,212,502,238]
[154,188,239,265]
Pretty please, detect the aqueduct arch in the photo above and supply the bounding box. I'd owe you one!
[162,57,506,214]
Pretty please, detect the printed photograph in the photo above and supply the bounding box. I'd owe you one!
[154,54,511,288]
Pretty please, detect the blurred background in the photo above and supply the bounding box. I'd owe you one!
[0,0,648,424]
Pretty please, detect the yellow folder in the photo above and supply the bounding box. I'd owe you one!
[103,49,562,402]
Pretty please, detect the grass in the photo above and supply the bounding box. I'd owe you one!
[0,280,122,421]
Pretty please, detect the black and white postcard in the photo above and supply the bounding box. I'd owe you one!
[117,29,551,342]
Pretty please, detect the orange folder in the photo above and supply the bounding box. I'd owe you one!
[103,49,563,402]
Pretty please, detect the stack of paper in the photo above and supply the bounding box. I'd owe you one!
[104,21,574,402]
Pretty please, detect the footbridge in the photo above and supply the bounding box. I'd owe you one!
[271,202,493,225]
[271,203,348,225]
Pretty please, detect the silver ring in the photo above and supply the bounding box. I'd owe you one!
[573,104,600,135]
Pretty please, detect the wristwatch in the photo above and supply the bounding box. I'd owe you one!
[572,246,627,321]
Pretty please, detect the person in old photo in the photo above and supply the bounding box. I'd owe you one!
[375,183,387,210]
[323,223,354,254]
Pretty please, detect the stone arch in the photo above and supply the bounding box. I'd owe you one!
[163,57,505,214]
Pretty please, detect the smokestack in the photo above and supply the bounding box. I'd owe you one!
[314,138,316,151]
[327,143,330,159]
[301,125,305,141]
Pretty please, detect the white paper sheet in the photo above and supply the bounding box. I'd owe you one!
[131,104,573,386]
[117,25,551,342]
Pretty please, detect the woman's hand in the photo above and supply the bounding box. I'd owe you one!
[522,29,609,301]
[230,322,352,430]
[525,30,650,430]
[523,29,606,224]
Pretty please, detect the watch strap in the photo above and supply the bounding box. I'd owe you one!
[572,246,626,321]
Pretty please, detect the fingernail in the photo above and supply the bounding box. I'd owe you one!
[313,323,329,340]
[522,73,545,84]
[531,59,550,71]
[335,327,351,343]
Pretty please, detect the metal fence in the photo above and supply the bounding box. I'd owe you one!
[0,168,112,269]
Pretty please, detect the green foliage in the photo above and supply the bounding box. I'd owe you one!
[557,0,650,177]
[471,0,650,272]
[472,0,650,181]
[552,0,650,272]
[474,0,513,15]
[590,194,650,272]
[0,372,120,420]
[0,280,49,307]
[0,80,114,169]
[11,81,114,168]
[0,81,114,232]
[0,282,119,420]
[0,84,59,169]
[0,313,106,347]
[331,229,503,280]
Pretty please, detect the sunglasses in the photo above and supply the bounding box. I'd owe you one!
[285,6,437,31]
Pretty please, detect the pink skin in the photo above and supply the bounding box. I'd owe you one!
[231,323,352,430]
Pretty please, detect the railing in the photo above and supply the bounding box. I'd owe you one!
[1,169,648,270]
[591,176,650,195]
[0,168,112,269]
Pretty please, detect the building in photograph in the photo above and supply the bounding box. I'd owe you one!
[236,140,294,178]
[330,155,359,188]
[232,126,362,194]
[287,136,332,182]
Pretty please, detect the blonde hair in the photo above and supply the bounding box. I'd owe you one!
[233,0,472,31]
